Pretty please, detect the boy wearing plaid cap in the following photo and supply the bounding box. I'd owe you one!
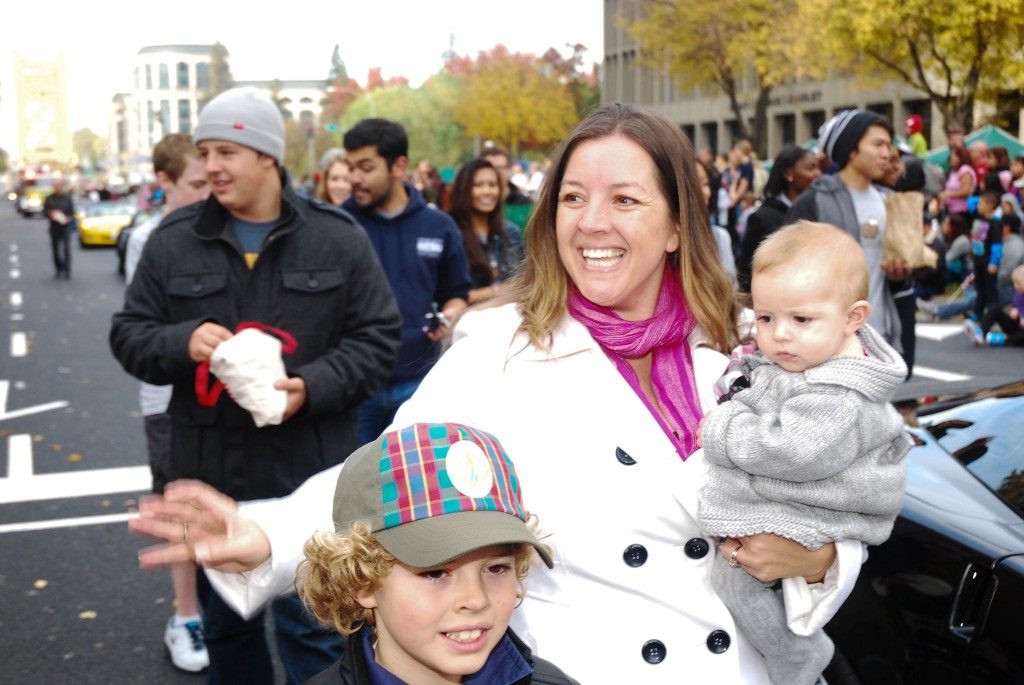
[298,423,577,685]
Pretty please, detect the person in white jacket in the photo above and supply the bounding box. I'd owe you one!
[132,103,866,684]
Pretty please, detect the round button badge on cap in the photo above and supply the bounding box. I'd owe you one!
[684,537,710,559]
[642,639,666,664]
[615,447,636,465]
[623,544,648,567]
[706,629,731,654]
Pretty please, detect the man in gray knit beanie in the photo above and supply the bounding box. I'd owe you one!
[786,109,913,364]
[697,221,912,685]
[110,84,403,683]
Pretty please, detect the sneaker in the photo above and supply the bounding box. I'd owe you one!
[963,320,985,346]
[987,331,1007,346]
[164,618,209,672]
[916,298,940,320]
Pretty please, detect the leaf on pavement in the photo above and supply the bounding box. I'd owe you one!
[78,610,98,620]
[49,444,61,452]
[68,454,81,462]
[33,579,49,590]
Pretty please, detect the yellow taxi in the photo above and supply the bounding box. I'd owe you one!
[78,201,137,247]
[16,182,54,217]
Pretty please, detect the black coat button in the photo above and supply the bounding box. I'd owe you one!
[642,639,666,664]
[684,537,710,559]
[623,544,648,567]
[615,447,636,465]
[307,278,319,289]
[192,282,202,293]
[706,630,731,654]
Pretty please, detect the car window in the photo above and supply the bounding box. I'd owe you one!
[922,396,1024,516]
[87,203,135,217]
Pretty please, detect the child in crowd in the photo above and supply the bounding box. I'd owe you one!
[697,221,913,685]
[965,264,1024,347]
[971,190,1004,319]
[297,422,578,685]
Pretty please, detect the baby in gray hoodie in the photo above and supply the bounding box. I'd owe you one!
[698,221,913,685]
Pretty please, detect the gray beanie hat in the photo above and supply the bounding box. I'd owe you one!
[817,109,893,169]
[194,87,285,165]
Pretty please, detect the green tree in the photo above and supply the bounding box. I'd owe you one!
[541,44,601,120]
[340,79,471,168]
[810,0,1024,133]
[72,129,106,173]
[454,45,578,158]
[622,0,821,157]
[199,42,234,110]
[321,44,361,138]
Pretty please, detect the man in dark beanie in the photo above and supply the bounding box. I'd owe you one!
[110,87,402,684]
[787,109,913,361]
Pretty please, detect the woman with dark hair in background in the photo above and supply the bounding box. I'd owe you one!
[446,158,523,304]
[939,141,976,224]
[736,145,821,291]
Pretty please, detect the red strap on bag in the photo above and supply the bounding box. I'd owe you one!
[195,322,298,407]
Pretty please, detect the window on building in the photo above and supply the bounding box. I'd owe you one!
[161,100,171,134]
[776,113,796,147]
[134,67,140,90]
[196,63,209,90]
[701,122,719,156]
[867,102,893,123]
[681,124,696,146]
[177,62,189,89]
[178,100,191,133]
[145,65,153,90]
[148,101,157,145]
[804,111,826,143]
[159,63,169,89]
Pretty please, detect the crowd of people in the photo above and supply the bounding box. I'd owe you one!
[109,86,1015,685]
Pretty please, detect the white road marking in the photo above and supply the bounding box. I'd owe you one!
[7,434,33,479]
[0,465,152,504]
[913,365,973,382]
[10,268,20,279]
[10,313,23,321]
[0,379,7,414]
[0,512,134,534]
[916,322,967,342]
[10,291,22,308]
[11,331,27,357]
[0,400,70,422]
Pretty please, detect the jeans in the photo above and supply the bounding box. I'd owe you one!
[357,377,423,445]
[49,227,71,276]
[935,286,976,319]
[196,570,343,685]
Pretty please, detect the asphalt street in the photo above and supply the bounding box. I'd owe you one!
[1,198,1022,683]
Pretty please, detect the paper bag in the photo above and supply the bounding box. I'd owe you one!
[209,328,288,427]
[884,191,935,268]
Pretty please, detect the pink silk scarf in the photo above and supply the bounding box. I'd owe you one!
[567,265,703,458]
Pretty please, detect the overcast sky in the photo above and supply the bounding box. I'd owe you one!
[1,0,603,154]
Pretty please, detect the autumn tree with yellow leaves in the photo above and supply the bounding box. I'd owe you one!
[454,45,580,158]
[809,0,1024,134]
[621,0,823,157]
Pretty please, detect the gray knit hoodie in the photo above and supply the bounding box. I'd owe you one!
[698,324,913,549]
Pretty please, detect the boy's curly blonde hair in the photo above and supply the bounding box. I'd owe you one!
[296,518,547,636]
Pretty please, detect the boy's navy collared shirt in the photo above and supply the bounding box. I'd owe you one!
[360,624,532,685]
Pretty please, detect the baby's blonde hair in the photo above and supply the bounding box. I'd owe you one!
[753,221,868,305]
[297,518,545,636]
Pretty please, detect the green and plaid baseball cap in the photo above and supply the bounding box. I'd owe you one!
[333,423,553,569]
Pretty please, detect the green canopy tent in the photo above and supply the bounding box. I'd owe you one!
[924,124,1024,167]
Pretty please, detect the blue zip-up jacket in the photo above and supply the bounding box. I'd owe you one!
[343,183,471,383]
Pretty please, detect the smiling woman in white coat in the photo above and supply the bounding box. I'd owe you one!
[133,103,865,684]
